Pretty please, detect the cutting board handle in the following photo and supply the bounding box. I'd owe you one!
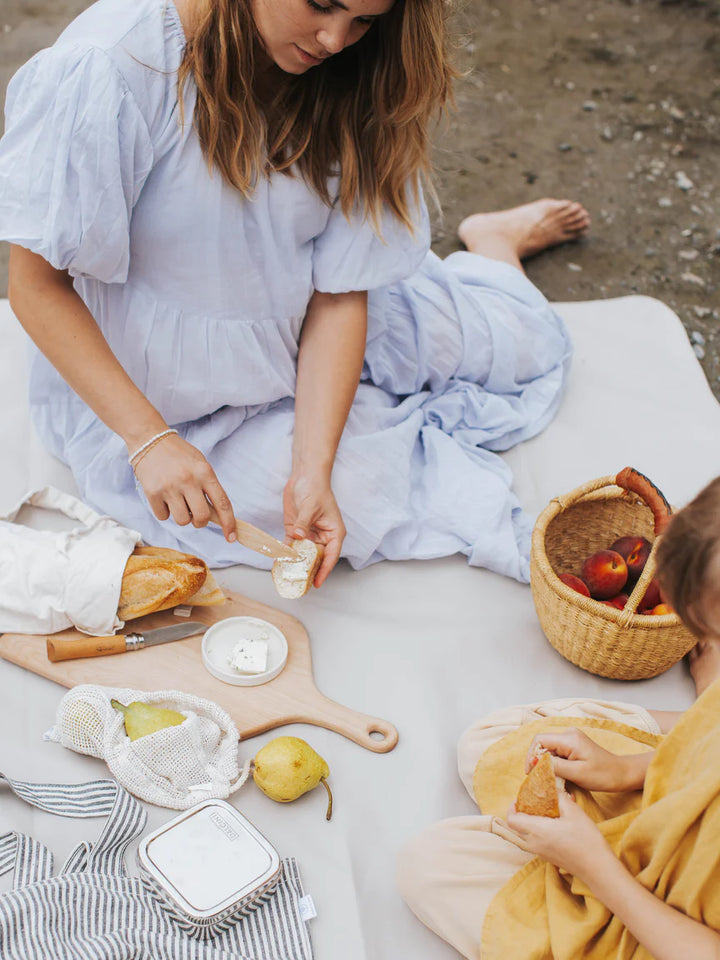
[301,693,399,754]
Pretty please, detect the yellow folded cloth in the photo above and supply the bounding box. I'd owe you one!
[475,679,720,960]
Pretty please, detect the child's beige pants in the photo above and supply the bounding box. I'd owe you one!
[396,697,662,960]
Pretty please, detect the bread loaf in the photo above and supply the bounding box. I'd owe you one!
[118,546,225,621]
[271,539,324,598]
[516,751,561,818]
[131,546,226,607]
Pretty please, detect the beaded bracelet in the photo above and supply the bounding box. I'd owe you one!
[128,428,178,470]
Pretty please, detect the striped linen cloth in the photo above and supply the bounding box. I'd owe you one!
[0,773,314,959]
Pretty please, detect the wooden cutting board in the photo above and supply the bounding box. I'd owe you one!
[0,591,398,754]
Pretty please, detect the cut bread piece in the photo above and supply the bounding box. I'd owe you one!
[516,751,560,818]
[183,568,226,607]
[272,539,324,598]
[118,546,209,620]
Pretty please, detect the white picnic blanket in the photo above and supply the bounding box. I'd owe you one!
[1,295,719,960]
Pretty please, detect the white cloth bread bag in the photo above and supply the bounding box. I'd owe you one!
[45,684,250,809]
[0,486,141,635]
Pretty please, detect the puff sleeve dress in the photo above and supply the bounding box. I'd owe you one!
[0,0,572,582]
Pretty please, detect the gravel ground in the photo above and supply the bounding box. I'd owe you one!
[1,0,719,395]
[434,0,720,397]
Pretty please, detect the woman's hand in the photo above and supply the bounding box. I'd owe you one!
[507,792,615,880]
[525,728,653,792]
[133,433,237,542]
[283,471,345,587]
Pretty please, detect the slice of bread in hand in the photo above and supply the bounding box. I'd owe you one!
[272,539,324,598]
[516,751,560,818]
[118,546,209,620]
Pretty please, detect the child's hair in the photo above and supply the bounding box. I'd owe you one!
[655,477,720,636]
[177,0,455,230]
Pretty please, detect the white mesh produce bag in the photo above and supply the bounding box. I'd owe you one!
[45,685,250,809]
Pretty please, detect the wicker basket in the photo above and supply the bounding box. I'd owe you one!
[530,474,696,680]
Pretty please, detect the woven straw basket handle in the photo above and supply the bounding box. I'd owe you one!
[550,472,671,627]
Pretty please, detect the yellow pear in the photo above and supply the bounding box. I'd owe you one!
[253,736,333,820]
[111,699,185,741]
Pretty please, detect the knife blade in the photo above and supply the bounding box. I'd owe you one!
[46,621,207,663]
[207,505,297,560]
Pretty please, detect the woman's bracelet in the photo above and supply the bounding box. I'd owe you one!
[128,428,178,471]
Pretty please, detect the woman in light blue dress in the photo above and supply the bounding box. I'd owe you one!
[0,0,588,586]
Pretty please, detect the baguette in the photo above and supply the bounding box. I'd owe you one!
[615,466,672,535]
[118,546,224,621]
[516,751,561,818]
[132,546,226,607]
[271,539,324,598]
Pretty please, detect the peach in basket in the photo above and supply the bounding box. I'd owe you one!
[530,467,695,680]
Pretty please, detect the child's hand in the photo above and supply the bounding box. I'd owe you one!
[507,792,615,881]
[526,728,644,792]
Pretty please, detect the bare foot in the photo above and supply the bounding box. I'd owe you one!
[458,198,591,261]
[688,638,720,696]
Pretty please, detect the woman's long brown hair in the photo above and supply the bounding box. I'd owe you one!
[177,0,454,228]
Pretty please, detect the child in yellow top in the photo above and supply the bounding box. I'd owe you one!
[399,476,720,960]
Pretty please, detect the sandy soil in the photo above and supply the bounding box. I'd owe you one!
[1,0,719,394]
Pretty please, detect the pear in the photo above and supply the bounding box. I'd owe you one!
[253,736,333,820]
[111,699,185,741]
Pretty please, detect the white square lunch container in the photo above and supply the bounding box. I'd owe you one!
[137,798,281,938]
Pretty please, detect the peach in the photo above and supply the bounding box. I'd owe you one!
[581,550,628,600]
[639,578,662,612]
[610,536,652,583]
[601,593,629,610]
[650,603,674,616]
[558,573,591,598]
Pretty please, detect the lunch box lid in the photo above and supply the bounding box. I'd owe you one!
[137,799,280,919]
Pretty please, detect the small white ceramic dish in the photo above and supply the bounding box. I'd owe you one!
[201,617,288,686]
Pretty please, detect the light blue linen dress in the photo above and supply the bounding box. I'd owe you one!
[0,0,572,582]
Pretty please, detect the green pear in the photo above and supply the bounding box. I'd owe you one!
[111,699,185,741]
[253,736,333,820]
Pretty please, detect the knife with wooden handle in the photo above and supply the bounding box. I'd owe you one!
[207,506,297,560]
[47,622,207,663]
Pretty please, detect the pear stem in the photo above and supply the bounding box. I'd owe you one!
[321,778,333,821]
